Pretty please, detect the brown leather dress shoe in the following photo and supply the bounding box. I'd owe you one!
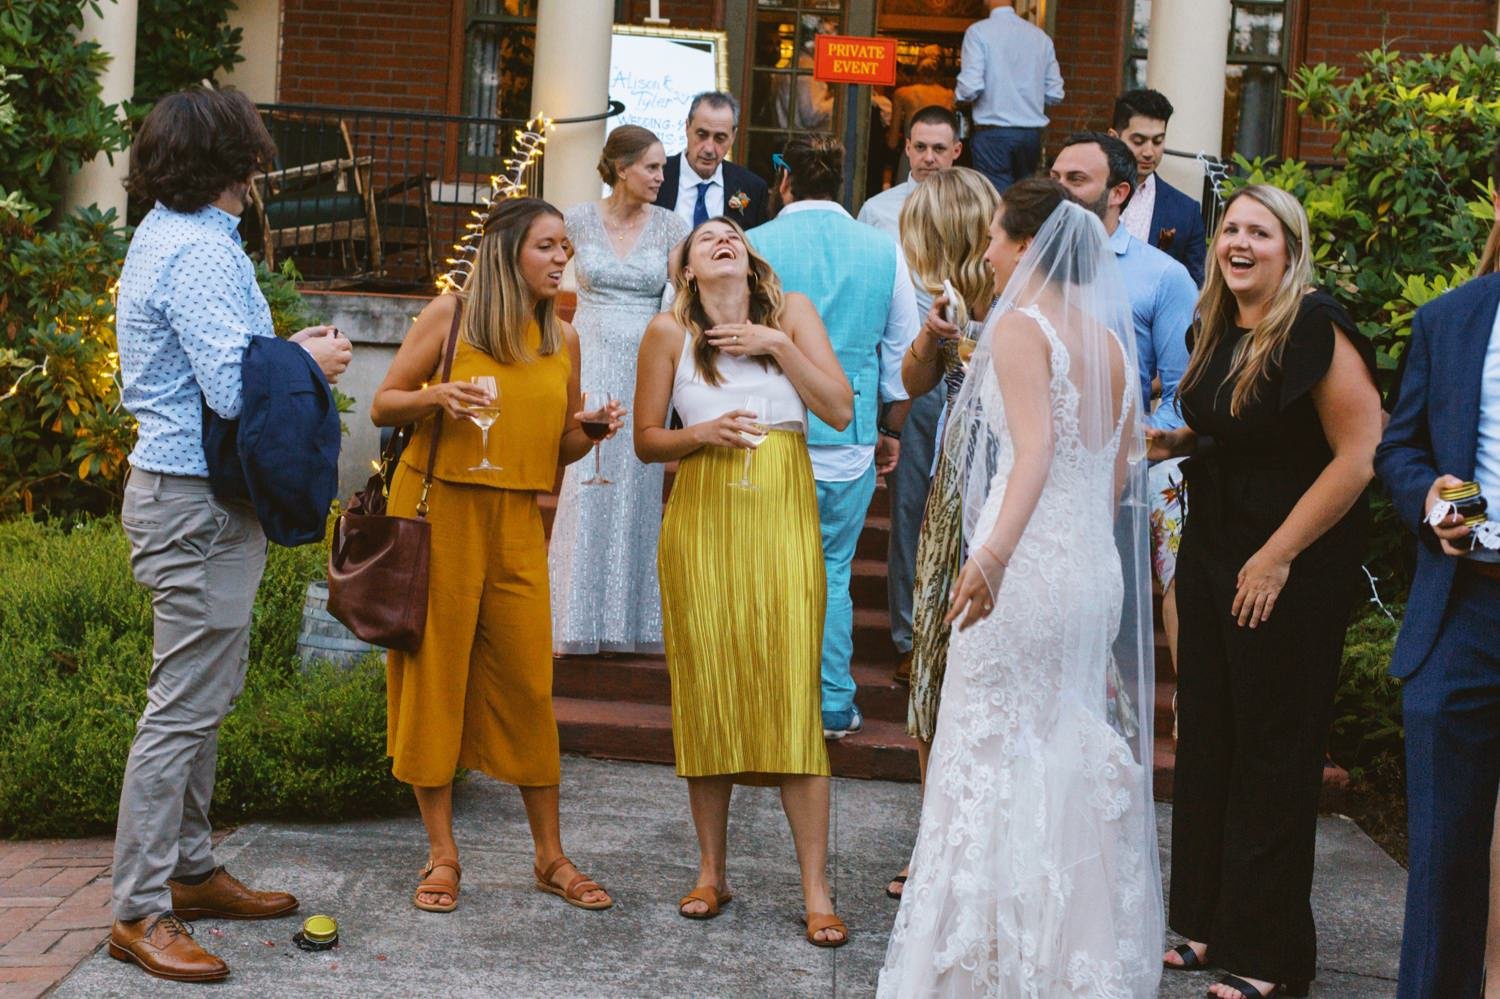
[109,913,229,982]
[169,867,298,921]
[893,651,913,686]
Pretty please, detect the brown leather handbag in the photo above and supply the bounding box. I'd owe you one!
[326,303,462,652]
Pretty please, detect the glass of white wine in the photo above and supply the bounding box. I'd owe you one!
[467,375,502,472]
[580,390,614,486]
[956,323,978,366]
[727,394,770,491]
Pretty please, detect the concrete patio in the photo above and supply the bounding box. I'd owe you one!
[50,756,1404,998]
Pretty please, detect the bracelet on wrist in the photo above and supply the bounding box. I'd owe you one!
[878,423,902,441]
[907,337,938,364]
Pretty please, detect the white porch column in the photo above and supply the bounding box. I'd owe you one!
[222,0,281,102]
[63,0,139,219]
[530,0,612,213]
[1145,0,1231,204]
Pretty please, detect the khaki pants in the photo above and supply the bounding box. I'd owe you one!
[112,470,265,921]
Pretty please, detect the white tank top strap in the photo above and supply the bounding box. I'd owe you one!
[669,326,807,431]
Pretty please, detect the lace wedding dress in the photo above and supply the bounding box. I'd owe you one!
[877,305,1162,998]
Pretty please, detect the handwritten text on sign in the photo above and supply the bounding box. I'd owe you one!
[812,35,897,87]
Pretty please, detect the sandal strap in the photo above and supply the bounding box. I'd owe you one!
[1217,974,1269,999]
[537,855,571,883]
[419,857,461,881]
[564,873,602,899]
[806,912,846,936]
[678,885,721,913]
[1170,942,1205,968]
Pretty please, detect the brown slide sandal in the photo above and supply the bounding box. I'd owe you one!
[804,912,849,948]
[413,856,461,913]
[678,885,733,920]
[534,856,613,910]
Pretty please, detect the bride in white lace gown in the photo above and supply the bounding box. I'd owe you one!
[878,180,1163,998]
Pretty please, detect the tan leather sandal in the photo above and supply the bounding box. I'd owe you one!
[413,857,461,913]
[534,856,612,911]
[677,884,733,920]
[804,912,849,948]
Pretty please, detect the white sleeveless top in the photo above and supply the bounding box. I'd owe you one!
[671,331,807,430]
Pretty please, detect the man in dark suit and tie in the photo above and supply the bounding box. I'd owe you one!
[655,91,769,231]
[1110,88,1206,286]
[1377,149,1500,997]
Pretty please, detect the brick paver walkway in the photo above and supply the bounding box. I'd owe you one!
[0,838,113,999]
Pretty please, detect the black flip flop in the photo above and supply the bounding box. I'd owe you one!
[1164,942,1209,970]
[885,874,907,900]
[1210,974,1310,998]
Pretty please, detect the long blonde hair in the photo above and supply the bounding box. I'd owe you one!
[671,216,787,387]
[457,197,564,364]
[899,167,999,328]
[1179,184,1313,417]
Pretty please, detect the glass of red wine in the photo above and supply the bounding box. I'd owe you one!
[580,390,614,486]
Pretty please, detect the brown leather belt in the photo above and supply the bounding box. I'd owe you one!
[1459,557,1500,583]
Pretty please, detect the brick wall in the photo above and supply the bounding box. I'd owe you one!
[1047,0,1126,143]
[279,0,455,112]
[1295,0,1495,159]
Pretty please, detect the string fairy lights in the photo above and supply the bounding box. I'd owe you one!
[436,114,555,294]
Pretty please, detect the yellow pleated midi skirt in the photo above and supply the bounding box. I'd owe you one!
[658,430,830,782]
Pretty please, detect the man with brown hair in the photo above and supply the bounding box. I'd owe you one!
[109,86,350,982]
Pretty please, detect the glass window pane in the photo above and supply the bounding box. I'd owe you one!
[795,74,837,130]
[750,70,793,129]
[1231,5,1284,58]
[1225,63,1282,159]
[745,131,789,191]
[1131,0,1152,51]
[755,11,796,69]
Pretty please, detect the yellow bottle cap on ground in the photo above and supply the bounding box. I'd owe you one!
[301,915,338,943]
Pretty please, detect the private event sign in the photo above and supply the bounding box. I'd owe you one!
[812,35,898,87]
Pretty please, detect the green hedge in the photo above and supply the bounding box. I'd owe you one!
[0,518,408,839]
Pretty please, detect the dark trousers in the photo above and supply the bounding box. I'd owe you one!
[1397,571,1500,999]
[886,383,945,653]
[1168,542,1353,983]
[969,126,1042,194]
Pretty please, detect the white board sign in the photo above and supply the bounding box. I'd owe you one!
[607,26,730,150]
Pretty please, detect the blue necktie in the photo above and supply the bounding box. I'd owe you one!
[693,182,711,227]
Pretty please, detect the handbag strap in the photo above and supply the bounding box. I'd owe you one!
[415,299,463,517]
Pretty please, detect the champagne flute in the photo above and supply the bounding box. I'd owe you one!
[956,329,978,365]
[467,375,502,472]
[727,394,770,491]
[580,390,614,486]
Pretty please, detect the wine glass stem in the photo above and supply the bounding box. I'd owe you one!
[742,449,753,484]
[480,426,491,465]
[593,443,603,480]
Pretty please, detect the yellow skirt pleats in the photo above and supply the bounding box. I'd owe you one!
[385,466,560,789]
[658,431,830,783]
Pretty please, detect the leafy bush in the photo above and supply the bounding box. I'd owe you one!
[1330,605,1404,782]
[0,518,408,839]
[132,0,244,104]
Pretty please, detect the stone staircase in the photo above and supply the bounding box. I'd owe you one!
[540,470,1346,800]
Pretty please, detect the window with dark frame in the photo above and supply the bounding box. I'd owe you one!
[1123,0,1295,162]
[459,0,538,173]
[742,0,849,190]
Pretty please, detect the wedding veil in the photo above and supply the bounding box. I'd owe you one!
[942,196,1162,927]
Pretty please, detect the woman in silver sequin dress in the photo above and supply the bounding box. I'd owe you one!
[549,126,690,654]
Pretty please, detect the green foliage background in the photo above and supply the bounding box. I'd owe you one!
[0,518,406,838]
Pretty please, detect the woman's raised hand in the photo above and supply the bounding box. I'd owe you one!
[576,398,629,441]
[705,323,786,358]
[924,294,960,342]
[690,409,758,450]
[427,381,494,421]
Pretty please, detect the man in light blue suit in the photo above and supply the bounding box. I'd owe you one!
[749,135,920,739]
[1377,170,1500,995]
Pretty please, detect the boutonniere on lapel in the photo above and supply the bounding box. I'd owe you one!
[1157,227,1177,250]
[727,191,750,212]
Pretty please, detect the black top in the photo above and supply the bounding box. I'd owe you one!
[1179,289,1378,573]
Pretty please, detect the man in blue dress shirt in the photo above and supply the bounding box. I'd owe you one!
[955,0,1064,194]
[1050,132,1198,679]
[108,87,350,983]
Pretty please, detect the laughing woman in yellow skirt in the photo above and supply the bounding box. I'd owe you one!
[370,197,624,915]
[634,217,854,946]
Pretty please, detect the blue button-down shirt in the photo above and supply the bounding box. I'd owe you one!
[116,203,274,476]
[954,7,1064,128]
[1111,224,1197,431]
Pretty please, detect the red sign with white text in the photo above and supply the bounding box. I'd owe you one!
[812,35,898,87]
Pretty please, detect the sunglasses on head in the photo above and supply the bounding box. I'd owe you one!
[771,152,789,175]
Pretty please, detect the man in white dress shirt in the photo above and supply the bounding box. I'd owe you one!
[955,0,1064,194]
[856,105,963,239]
[654,91,769,231]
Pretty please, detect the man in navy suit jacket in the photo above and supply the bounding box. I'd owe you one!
[654,91,769,231]
[1111,88,1207,286]
[1377,235,1500,997]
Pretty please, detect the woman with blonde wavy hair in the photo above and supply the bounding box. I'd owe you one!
[1149,184,1382,999]
[371,196,624,916]
[882,166,997,901]
[634,215,854,945]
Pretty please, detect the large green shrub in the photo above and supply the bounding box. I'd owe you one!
[132,0,244,104]
[0,518,407,838]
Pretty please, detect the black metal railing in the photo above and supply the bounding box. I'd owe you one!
[249,103,536,292]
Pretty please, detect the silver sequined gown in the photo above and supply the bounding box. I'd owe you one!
[549,202,689,654]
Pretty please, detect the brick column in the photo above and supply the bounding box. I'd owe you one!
[63,0,139,219]
[1145,0,1231,205]
[531,0,612,213]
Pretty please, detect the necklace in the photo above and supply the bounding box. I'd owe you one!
[601,202,648,241]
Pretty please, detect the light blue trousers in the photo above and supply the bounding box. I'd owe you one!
[815,465,878,715]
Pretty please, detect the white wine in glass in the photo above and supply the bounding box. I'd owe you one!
[467,375,502,472]
[728,394,770,491]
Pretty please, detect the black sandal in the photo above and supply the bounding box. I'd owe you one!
[1210,974,1310,999]
[884,873,907,900]
[1164,942,1209,970]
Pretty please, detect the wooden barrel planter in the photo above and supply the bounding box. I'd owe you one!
[297,580,381,668]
